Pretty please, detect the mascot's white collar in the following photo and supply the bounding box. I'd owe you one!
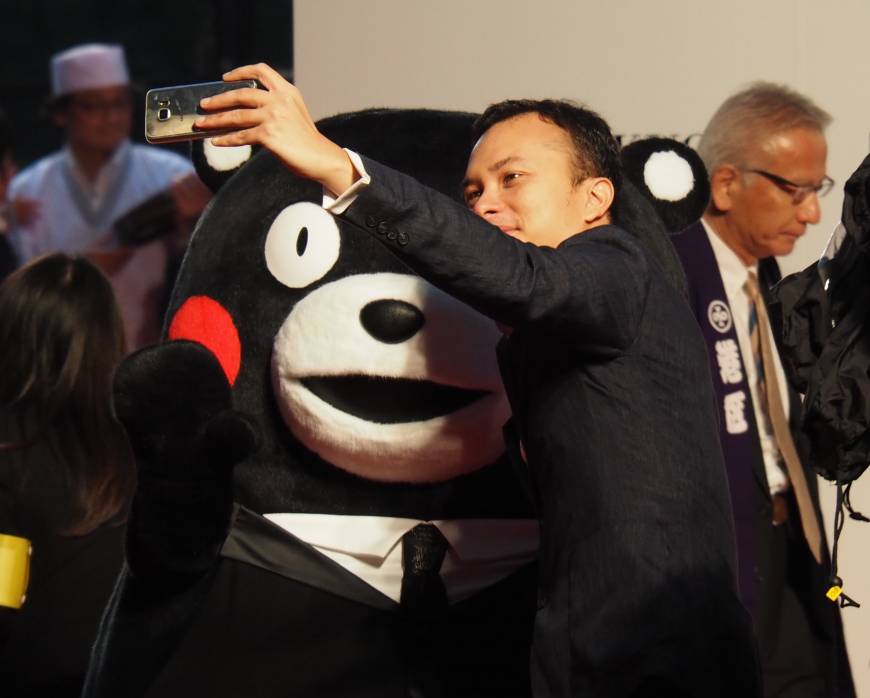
[265,512,539,604]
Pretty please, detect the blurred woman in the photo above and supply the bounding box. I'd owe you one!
[0,253,134,696]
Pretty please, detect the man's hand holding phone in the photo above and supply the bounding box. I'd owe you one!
[194,63,358,197]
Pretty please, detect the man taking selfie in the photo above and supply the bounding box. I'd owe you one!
[196,63,761,698]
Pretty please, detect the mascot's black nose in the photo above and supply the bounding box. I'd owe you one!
[360,299,424,344]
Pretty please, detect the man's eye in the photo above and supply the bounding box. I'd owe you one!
[464,190,481,205]
[503,173,521,185]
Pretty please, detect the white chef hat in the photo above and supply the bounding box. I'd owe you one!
[50,44,130,98]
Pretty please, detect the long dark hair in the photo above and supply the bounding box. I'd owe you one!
[0,253,134,534]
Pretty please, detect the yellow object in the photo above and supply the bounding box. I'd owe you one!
[826,585,843,602]
[0,534,31,609]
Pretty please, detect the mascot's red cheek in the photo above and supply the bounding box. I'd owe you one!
[168,295,242,386]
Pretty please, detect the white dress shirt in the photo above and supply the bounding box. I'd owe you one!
[322,149,371,213]
[8,140,192,258]
[265,513,539,604]
[702,218,790,495]
[8,140,194,349]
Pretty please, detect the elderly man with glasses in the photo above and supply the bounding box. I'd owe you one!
[672,83,854,698]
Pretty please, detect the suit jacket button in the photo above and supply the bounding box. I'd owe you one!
[397,231,409,246]
[386,229,397,241]
[365,215,378,228]
[377,221,390,235]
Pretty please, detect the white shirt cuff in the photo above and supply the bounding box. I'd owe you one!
[322,149,371,214]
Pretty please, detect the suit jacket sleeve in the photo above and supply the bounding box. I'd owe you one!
[340,157,650,356]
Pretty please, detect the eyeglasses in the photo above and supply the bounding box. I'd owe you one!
[743,168,834,204]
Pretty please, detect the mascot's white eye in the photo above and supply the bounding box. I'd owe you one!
[264,202,341,288]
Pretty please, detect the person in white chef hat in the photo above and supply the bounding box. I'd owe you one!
[5,43,211,350]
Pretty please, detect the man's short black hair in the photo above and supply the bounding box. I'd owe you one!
[471,99,622,193]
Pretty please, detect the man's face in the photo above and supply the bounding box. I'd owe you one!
[55,85,132,155]
[722,127,827,261]
[462,113,592,248]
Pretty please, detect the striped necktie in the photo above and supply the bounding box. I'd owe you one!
[745,271,823,564]
[400,523,449,618]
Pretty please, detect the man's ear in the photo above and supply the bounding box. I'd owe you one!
[583,177,615,224]
[709,165,739,213]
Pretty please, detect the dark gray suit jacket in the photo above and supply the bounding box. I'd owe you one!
[341,157,761,698]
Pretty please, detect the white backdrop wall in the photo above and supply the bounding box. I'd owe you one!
[296,0,870,690]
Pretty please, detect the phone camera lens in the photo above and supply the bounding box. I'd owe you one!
[157,107,171,121]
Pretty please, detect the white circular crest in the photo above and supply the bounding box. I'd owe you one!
[707,300,733,334]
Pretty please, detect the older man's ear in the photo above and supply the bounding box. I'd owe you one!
[708,165,739,213]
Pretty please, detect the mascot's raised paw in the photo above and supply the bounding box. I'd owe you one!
[114,340,257,583]
[113,340,257,479]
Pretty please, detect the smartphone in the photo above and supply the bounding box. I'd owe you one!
[144,79,259,144]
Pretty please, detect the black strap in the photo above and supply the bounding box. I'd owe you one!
[828,482,863,609]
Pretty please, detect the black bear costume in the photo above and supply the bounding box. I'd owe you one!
[84,119,757,698]
[83,110,539,698]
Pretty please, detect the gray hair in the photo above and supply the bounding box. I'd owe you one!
[697,82,831,173]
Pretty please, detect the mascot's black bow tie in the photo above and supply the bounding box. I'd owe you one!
[400,523,449,619]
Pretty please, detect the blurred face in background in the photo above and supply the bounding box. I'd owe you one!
[54,85,133,156]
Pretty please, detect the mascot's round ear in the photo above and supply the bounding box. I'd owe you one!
[613,178,688,298]
[621,137,710,234]
[191,138,259,193]
[317,108,478,199]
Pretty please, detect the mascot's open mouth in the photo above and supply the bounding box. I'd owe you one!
[301,375,488,424]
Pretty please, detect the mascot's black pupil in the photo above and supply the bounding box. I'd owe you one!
[296,227,309,256]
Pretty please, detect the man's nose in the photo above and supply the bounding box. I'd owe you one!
[471,188,502,218]
[796,192,821,225]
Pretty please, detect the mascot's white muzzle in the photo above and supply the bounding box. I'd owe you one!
[271,272,510,483]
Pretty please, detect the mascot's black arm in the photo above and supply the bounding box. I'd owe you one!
[83,341,257,698]
[112,340,257,584]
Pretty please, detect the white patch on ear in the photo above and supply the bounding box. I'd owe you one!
[643,150,695,202]
[203,137,252,172]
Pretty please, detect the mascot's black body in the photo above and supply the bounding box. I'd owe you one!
[84,111,537,698]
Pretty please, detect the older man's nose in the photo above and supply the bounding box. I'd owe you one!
[797,192,821,225]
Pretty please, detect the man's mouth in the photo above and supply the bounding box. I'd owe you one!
[301,375,489,424]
